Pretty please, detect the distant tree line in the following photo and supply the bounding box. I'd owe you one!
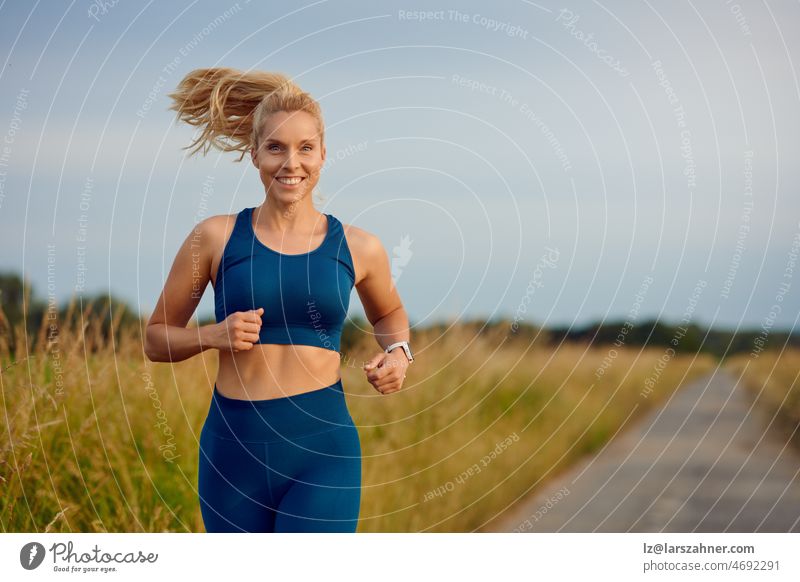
[0,272,141,357]
[0,271,795,360]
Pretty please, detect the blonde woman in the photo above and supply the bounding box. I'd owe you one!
[144,68,414,532]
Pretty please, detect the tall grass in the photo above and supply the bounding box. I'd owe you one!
[724,348,800,449]
[0,302,716,532]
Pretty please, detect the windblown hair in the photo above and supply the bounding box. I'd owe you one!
[167,67,324,162]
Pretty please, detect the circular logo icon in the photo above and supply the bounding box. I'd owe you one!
[20,542,46,570]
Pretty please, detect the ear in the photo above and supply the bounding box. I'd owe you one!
[321,143,326,163]
[250,145,258,168]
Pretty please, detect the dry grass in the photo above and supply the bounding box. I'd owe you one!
[0,303,716,532]
[724,348,800,450]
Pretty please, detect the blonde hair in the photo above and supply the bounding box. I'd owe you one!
[167,67,325,163]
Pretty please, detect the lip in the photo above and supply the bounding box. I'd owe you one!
[274,176,305,188]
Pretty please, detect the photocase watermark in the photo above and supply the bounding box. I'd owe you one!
[751,221,800,358]
[276,138,348,220]
[640,280,707,398]
[191,175,214,299]
[280,172,323,220]
[451,74,572,172]
[510,247,559,333]
[652,59,695,193]
[75,176,93,294]
[194,175,214,223]
[301,313,397,377]
[24,540,158,573]
[390,234,413,290]
[306,299,336,352]
[20,542,45,570]
[304,282,370,372]
[555,9,629,77]
[725,0,752,38]
[595,275,654,379]
[512,486,571,532]
[423,432,520,502]
[397,9,446,21]
[320,140,368,174]
[397,9,530,39]
[339,350,364,371]
[87,0,121,22]
[141,372,180,463]
[276,141,369,220]
[720,149,754,300]
[0,87,30,211]
[450,9,530,39]
[45,244,66,397]
[136,2,249,119]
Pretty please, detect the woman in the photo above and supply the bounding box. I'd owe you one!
[144,68,414,533]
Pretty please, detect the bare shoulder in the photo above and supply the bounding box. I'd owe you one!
[190,212,237,250]
[340,221,385,286]
[340,221,382,253]
[201,212,238,237]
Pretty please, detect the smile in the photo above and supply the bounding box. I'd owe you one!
[276,177,304,185]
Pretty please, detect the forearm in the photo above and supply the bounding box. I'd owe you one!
[144,322,217,362]
[371,307,410,350]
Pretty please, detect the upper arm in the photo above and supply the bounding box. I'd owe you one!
[147,217,217,329]
[351,228,404,326]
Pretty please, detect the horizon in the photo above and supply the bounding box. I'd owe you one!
[2,0,798,336]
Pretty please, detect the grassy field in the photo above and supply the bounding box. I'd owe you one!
[724,348,800,450]
[1,306,717,532]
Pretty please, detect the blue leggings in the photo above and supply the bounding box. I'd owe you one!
[198,378,361,532]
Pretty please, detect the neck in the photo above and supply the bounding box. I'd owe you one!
[255,199,324,233]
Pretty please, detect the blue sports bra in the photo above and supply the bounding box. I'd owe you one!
[213,206,355,352]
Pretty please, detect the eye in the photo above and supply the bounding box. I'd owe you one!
[302,145,313,151]
[267,144,280,152]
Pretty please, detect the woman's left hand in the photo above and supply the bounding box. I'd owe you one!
[363,350,409,395]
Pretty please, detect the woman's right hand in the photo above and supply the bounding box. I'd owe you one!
[208,307,264,352]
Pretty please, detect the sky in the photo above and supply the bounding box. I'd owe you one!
[1,0,798,333]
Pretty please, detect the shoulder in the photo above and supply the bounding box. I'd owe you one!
[339,220,387,285]
[182,212,240,261]
[194,212,240,242]
[339,220,384,258]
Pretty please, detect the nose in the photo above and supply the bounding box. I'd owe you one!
[281,149,302,172]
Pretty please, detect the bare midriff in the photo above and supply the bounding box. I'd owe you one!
[215,344,342,400]
[209,214,349,401]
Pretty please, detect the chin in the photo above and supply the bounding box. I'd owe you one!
[268,189,308,202]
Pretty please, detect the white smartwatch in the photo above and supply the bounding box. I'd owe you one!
[384,340,414,363]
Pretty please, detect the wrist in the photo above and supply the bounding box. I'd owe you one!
[200,323,220,351]
[384,340,413,363]
[384,349,410,373]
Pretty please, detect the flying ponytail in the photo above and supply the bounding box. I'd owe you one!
[167,67,325,162]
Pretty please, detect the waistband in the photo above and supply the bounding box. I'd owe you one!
[202,378,353,443]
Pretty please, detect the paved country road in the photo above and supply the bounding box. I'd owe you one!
[484,369,800,532]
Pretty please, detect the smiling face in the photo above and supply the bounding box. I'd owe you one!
[250,110,326,207]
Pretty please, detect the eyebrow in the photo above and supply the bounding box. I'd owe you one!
[263,138,318,144]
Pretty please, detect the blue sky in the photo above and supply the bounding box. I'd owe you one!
[1,0,798,332]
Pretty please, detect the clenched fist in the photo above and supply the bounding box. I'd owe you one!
[208,307,264,352]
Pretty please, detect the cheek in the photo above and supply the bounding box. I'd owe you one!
[259,159,279,175]
[308,159,324,175]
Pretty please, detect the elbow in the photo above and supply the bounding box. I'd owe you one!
[143,325,164,362]
[371,305,405,327]
[143,343,162,362]
[144,347,161,362]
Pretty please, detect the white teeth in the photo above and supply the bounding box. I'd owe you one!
[277,177,303,185]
